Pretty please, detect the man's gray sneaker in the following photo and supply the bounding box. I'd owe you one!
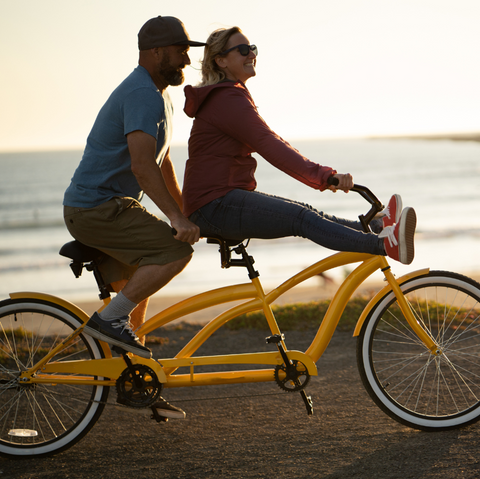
[84,312,152,359]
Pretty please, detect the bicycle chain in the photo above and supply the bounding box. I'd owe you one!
[30,373,307,409]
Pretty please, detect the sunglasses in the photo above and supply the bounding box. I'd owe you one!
[219,44,258,57]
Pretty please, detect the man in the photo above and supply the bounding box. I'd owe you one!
[63,16,204,418]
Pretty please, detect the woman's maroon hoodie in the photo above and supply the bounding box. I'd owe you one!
[182,81,336,218]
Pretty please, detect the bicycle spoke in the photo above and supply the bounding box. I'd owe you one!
[359,272,480,430]
[0,299,108,456]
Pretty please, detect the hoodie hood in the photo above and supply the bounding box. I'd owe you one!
[184,81,246,118]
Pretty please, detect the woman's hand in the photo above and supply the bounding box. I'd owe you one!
[328,173,353,193]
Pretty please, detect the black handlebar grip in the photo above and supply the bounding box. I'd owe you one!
[327,176,339,186]
[171,228,177,236]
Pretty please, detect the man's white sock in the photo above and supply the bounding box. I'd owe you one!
[98,291,137,321]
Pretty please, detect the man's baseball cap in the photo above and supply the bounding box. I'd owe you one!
[138,16,206,50]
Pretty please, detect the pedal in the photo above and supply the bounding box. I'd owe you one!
[150,406,169,423]
[266,333,285,344]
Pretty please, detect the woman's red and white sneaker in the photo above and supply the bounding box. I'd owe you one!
[379,207,416,265]
[381,194,403,228]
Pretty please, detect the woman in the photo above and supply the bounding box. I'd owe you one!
[182,27,416,265]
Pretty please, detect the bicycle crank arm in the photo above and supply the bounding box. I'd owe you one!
[300,390,314,416]
[267,333,314,415]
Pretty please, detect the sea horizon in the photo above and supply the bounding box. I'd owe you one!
[2,128,480,154]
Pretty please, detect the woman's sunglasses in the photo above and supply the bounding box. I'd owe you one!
[219,44,258,57]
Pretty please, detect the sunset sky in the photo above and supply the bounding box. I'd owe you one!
[1,0,480,151]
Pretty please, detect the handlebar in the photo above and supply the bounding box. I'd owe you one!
[327,176,384,233]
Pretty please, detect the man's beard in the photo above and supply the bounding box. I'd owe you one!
[159,51,185,86]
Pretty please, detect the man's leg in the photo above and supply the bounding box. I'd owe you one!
[105,260,190,419]
[120,257,191,305]
[105,253,191,340]
[65,199,193,357]
[86,255,192,357]
[110,279,149,343]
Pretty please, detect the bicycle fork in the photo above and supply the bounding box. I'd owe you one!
[381,262,440,355]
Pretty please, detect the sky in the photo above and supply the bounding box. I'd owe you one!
[1,0,480,152]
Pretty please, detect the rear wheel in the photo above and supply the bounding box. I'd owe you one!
[0,298,109,457]
[358,271,480,430]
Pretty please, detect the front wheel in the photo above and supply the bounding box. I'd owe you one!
[0,298,109,458]
[357,271,480,431]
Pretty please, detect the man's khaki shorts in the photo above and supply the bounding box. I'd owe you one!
[64,197,193,286]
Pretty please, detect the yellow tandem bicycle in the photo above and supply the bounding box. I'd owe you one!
[1,184,480,458]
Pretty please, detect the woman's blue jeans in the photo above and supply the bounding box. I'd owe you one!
[189,189,386,255]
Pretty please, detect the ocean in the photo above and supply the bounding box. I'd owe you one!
[1,138,479,303]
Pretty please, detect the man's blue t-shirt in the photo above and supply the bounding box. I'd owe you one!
[64,66,173,208]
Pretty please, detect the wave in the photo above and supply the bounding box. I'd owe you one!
[416,228,480,239]
[0,219,65,230]
[0,258,68,273]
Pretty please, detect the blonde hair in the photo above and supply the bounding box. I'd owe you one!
[198,26,242,87]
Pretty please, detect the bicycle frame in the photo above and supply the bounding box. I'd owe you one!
[12,250,436,390]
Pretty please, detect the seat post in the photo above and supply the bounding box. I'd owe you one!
[206,236,259,279]
[59,240,111,301]
[85,262,111,300]
[233,243,259,279]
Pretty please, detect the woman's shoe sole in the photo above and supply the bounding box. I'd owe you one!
[398,207,416,265]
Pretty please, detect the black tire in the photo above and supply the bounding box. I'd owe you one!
[357,271,480,431]
[0,298,109,457]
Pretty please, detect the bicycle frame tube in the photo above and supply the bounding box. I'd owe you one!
[353,268,430,336]
[142,251,437,380]
[136,283,259,336]
[305,255,383,361]
[139,252,377,379]
[10,252,438,389]
[304,257,437,361]
[138,252,374,337]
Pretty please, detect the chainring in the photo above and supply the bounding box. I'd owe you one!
[274,360,311,392]
[116,364,162,409]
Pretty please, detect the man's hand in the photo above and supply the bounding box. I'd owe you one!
[328,173,354,193]
[171,215,201,245]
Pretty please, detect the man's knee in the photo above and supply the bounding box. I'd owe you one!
[146,253,193,281]
[169,253,193,275]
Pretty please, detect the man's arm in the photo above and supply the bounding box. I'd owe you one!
[160,148,183,210]
[127,130,200,245]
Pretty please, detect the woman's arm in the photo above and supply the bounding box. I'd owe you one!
[207,86,337,191]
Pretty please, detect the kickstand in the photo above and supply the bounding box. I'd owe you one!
[301,390,314,416]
